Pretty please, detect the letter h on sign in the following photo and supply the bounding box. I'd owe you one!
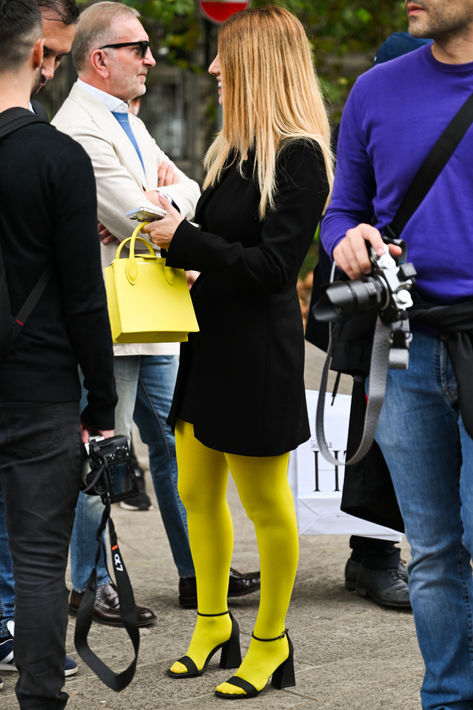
[312,446,346,493]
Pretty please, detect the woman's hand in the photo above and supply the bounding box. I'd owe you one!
[141,194,184,248]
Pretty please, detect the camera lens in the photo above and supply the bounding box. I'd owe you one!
[313,277,385,322]
[348,277,385,312]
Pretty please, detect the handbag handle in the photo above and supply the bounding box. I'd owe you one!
[114,223,177,286]
[114,223,154,285]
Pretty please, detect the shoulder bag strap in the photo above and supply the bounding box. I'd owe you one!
[386,91,473,239]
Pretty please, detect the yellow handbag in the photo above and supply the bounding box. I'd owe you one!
[104,223,199,344]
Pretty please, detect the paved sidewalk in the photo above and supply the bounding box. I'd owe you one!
[1,345,423,709]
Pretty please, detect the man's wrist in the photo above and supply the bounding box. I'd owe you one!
[151,188,179,211]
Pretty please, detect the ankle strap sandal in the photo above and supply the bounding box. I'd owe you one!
[167,611,241,678]
[251,629,288,642]
[215,630,295,699]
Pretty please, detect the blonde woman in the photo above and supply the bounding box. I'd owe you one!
[143,5,333,699]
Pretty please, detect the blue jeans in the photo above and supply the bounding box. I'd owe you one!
[133,355,193,577]
[70,493,110,591]
[375,331,473,710]
[70,378,109,591]
[70,354,194,591]
[0,485,14,638]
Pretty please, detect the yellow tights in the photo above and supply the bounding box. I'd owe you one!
[169,420,299,696]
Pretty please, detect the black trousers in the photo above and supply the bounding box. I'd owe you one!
[0,401,82,709]
[349,535,400,570]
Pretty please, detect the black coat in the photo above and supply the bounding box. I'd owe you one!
[166,139,328,456]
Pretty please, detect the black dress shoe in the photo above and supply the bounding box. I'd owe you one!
[179,568,260,609]
[69,583,157,627]
[345,558,408,592]
[348,562,411,609]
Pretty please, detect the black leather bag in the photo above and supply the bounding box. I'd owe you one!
[340,378,404,532]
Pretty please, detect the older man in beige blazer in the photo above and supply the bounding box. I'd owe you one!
[52,1,260,623]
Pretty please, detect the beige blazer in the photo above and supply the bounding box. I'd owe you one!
[53,82,201,356]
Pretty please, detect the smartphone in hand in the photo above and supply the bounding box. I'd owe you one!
[127,205,166,222]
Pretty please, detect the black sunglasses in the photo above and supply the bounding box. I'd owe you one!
[99,40,151,58]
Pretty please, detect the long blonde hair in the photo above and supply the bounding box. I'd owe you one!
[203,5,333,219]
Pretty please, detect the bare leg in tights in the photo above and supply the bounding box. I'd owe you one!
[169,420,299,696]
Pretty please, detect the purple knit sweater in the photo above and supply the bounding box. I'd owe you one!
[321,45,473,303]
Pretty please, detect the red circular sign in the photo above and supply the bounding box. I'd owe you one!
[198,0,250,24]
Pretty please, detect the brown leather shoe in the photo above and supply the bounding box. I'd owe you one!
[179,568,260,609]
[69,583,157,627]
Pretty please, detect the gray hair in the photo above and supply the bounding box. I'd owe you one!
[72,1,139,73]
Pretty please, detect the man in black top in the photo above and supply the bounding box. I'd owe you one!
[0,1,116,707]
[0,0,80,685]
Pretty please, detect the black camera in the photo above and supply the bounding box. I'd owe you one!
[82,435,138,504]
[314,244,417,324]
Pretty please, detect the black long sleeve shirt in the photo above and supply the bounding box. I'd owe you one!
[0,113,116,429]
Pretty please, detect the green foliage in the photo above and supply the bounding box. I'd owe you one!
[78,0,194,23]
[92,0,404,102]
[75,0,408,113]
[282,0,407,110]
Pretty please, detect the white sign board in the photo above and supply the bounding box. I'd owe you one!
[288,390,401,541]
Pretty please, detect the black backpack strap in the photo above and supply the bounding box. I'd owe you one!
[386,91,473,239]
[0,108,51,342]
[15,268,52,326]
[0,106,47,138]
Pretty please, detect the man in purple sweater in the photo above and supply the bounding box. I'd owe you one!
[322,1,473,708]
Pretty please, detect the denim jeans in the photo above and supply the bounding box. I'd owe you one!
[0,401,82,709]
[375,331,473,710]
[0,484,14,638]
[133,354,193,577]
[70,354,194,591]
[70,493,109,591]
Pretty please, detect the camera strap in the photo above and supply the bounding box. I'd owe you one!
[316,315,396,467]
[74,500,140,691]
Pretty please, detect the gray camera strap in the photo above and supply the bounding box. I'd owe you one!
[316,315,394,467]
[315,88,473,466]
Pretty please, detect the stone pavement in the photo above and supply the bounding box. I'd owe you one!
[1,345,424,709]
